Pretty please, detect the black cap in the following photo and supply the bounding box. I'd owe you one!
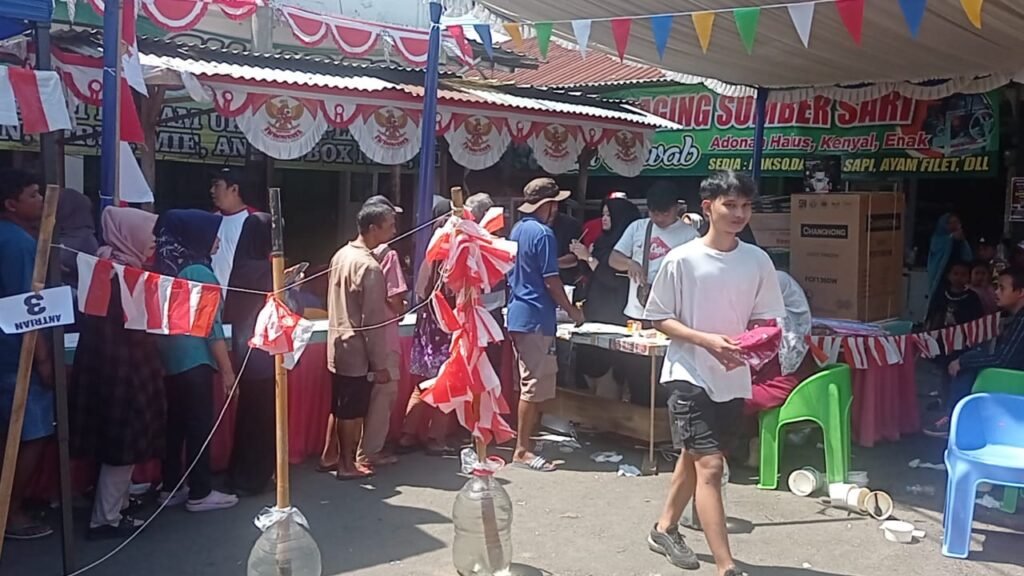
[211,167,246,189]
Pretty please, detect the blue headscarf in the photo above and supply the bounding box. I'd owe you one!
[927,213,973,299]
[153,209,222,276]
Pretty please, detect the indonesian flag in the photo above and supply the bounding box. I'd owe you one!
[478,206,505,234]
[0,68,73,134]
[808,335,844,366]
[122,0,148,96]
[843,337,872,369]
[76,253,222,337]
[250,296,314,370]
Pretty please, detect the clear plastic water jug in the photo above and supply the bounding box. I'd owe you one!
[452,463,513,576]
[247,512,322,576]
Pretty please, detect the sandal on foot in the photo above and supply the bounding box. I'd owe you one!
[512,456,556,472]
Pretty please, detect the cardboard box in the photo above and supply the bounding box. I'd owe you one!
[790,193,905,321]
[749,213,790,249]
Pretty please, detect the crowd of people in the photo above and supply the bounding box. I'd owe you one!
[5,164,1024,576]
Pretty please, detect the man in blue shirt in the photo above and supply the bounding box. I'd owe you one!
[508,178,584,472]
[0,169,54,540]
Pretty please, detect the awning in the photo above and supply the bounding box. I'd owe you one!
[0,0,52,40]
[476,0,1024,99]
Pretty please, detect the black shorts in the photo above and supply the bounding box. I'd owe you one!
[332,374,372,420]
[665,381,744,456]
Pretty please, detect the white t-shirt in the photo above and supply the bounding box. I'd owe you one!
[211,209,251,287]
[643,240,786,402]
[614,218,698,319]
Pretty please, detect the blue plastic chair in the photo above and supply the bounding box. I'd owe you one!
[942,393,1024,558]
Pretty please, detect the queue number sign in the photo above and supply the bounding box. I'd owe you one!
[0,286,75,335]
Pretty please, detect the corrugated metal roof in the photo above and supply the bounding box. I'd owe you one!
[470,37,669,88]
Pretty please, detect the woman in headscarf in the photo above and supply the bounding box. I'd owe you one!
[69,207,163,539]
[745,271,817,416]
[55,188,99,291]
[927,213,973,303]
[569,197,641,325]
[223,213,275,496]
[153,209,239,512]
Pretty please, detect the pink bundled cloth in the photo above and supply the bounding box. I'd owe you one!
[733,325,782,371]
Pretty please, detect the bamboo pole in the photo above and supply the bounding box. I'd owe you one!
[0,186,60,561]
[268,187,290,509]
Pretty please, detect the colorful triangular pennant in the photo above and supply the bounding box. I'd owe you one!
[733,7,761,54]
[787,2,815,48]
[611,18,632,62]
[692,12,715,54]
[535,22,553,59]
[503,23,523,50]
[650,15,673,60]
[447,25,474,62]
[473,24,494,60]
[961,0,984,29]
[836,0,865,45]
[898,0,928,38]
[571,19,592,58]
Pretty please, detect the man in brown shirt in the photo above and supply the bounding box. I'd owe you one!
[327,201,396,480]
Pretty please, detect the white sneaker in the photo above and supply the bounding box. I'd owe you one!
[186,490,238,513]
[157,490,188,507]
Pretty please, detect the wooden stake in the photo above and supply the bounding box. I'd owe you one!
[0,186,60,560]
[268,187,290,509]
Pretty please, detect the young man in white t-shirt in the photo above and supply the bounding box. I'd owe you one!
[643,171,785,576]
[209,167,257,287]
[611,181,698,321]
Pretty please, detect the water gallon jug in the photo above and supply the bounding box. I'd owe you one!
[247,511,322,576]
[452,462,513,576]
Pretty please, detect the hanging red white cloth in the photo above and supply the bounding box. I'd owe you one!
[0,68,72,133]
[250,296,314,370]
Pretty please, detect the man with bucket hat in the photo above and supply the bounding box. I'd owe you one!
[508,178,584,472]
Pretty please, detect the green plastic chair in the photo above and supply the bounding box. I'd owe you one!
[971,368,1024,513]
[758,364,853,489]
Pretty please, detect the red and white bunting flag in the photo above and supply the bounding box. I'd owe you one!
[118,265,150,330]
[877,335,905,366]
[0,68,73,134]
[445,25,474,64]
[250,296,314,370]
[77,253,114,317]
[843,337,871,369]
[808,335,843,366]
[914,332,942,358]
[478,206,504,234]
[141,273,221,336]
[122,0,148,96]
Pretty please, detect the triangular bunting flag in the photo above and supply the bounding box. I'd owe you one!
[473,24,494,60]
[571,19,592,58]
[836,0,865,45]
[611,18,632,62]
[961,0,983,29]
[898,0,928,38]
[650,15,673,60]
[535,22,553,59]
[447,25,474,62]
[733,7,761,54]
[503,23,523,50]
[692,12,715,54]
[787,2,815,48]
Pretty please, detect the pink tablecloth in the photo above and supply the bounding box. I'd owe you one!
[850,359,920,448]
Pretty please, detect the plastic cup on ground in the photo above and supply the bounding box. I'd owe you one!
[788,467,824,497]
[828,483,857,507]
[865,490,895,520]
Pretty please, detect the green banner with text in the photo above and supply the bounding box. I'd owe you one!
[601,85,999,178]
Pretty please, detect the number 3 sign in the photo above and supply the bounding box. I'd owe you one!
[0,285,75,335]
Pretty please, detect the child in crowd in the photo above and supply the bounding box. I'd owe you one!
[924,267,1024,438]
[969,260,999,315]
[926,260,984,331]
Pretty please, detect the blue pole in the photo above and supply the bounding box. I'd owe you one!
[99,0,121,210]
[751,88,768,182]
[412,0,443,299]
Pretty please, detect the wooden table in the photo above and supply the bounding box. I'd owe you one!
[554,322,670,473]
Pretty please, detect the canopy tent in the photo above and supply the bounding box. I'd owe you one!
[0,0,52,40]
[476,0,1024,99]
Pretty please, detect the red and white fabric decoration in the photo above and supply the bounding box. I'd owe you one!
[250,296,314,370]
[444,115,510,171]
[76,253,222,337]
[597,129,651,178]
[808,335,844,366]
[52,49,144,143]
[420,215,517,444]
[528,124,582,174]
[86,0,261,33]
[122,0,148,96]
[0,68,72,134]
[234,95,328,160]
[348,106,422,166]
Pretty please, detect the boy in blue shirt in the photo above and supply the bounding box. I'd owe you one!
[508,178,584,472]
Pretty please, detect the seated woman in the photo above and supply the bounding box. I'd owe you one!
[745,271,818,416]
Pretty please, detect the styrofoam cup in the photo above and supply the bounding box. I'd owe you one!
[848,470,869,487]
[828,483,857,507]
[788,467,824,497]
[865,490,895,520]
[845,487,871,511]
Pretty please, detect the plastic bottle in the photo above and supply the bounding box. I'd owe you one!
[452,463,513,576]
[905,484,936,496]
[247,514,322,576]
[460,447,479,475]
[681,459,729,531]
